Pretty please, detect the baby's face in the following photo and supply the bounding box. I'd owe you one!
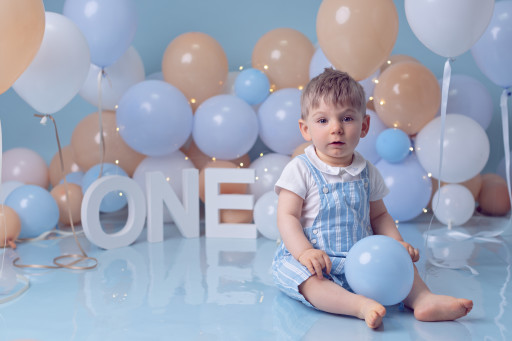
[299,100,369,167]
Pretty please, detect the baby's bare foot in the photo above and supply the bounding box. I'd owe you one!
[414,294,473,322]
[360,299,386,328]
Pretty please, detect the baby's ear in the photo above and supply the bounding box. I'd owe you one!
[299,119,312,141]
[360,114,371,138]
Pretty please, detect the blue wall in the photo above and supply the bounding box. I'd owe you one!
[0,0,506,174]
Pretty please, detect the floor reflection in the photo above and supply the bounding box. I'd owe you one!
[0,217,511,340]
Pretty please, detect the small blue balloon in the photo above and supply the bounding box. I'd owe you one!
[345,235,414,306]
[193,94,259,160]
[234,68,270,105]
[82,163,128,213]
[5,185,59,239]
[117,80,193,157]
[376,128,411,163]
[258,88,304,155]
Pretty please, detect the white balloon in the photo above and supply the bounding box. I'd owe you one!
[405,0,494,58]
[254,191,280,240]
[415,114,490,183]
[432,184,475,226]
[79,46,145,110]
[249,153,290,201]
[132,150,195,223]
[13,12,90,114]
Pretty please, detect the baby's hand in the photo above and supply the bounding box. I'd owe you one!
[298,248,332,278]
[400,241,420,262]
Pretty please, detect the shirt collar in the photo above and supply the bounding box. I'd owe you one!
[304,144,366,176]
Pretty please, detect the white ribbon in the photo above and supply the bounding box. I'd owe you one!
[500,88,512,236]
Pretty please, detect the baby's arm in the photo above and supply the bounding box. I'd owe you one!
[277,189,332,277]
[369,199,419,262]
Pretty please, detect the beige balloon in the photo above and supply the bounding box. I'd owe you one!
[49,145,81,187]
[380,54,420,74]
[162,32,228,111]
[373,62,441,135]
[198,160,247,203]
[220,209,253,224]
[0,0,45,94]
[317,0,398,81]
[0,205,21,248]
[478,174,511,216]
[71,111,145,176]
[292,142,312,159]
[50,183,83,226]
[252,27,314,91]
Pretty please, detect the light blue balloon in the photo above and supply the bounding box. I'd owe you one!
[471,1,512,88]
[376,128,411,163]
[117,80,193,157]
[193,94,259,160]
[345,235,414,306]
[5,185,59,239]
[60,171,85,186]
[437,74,493,129]
[63,0,137,67]
[258,88,303,155]
[81,163,128,213]
[376,154,432,222]
[309,48,332,80]
[356,110,386,164]
[234,68,270,105]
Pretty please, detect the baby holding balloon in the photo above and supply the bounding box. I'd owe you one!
[272,68,473,329]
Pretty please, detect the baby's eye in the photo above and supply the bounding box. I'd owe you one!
[343,116,354,122]
[318,118,327,124]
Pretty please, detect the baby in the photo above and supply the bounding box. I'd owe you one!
[272,68,473,328]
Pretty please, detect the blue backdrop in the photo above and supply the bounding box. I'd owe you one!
[0,0,506,174]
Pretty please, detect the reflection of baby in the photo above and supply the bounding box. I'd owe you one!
[272,68,473,328]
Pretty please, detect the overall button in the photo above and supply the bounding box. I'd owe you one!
[313,229,318,234]
[311,239,317,244]
[322,186,329,194]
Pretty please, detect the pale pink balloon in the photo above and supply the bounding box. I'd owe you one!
[2,147,49,188]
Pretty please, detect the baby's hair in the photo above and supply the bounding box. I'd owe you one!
[301,68,366,120]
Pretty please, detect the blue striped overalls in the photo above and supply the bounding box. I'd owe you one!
[272,154,373,307]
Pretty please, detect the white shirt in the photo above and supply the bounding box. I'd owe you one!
[275,145,389,228]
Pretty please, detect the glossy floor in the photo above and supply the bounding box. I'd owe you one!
[1,214,511,341]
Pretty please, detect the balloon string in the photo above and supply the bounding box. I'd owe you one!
[12,114,97,271]
[97,68,106,178]
[500,88,512,235]
[423,58,452,276]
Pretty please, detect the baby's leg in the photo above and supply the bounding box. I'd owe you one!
[299,276,386,329]
[404,265,473,322]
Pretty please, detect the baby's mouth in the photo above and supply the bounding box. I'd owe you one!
[330,141,344,145]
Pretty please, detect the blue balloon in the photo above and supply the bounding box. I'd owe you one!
[376,154,432,222]
[117,80,193,157]
[5,185,59,239]
[193,94,259,160]
[60,171,85,186]
[309,48,332,80]
[234,68,270,105]
[471,1,512,88]
[63,0,137,67]
[356,110,386,164]
[376,128,411,163]
[258,88,304,155]
[82,163,128,213]
[345,235,414,306]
